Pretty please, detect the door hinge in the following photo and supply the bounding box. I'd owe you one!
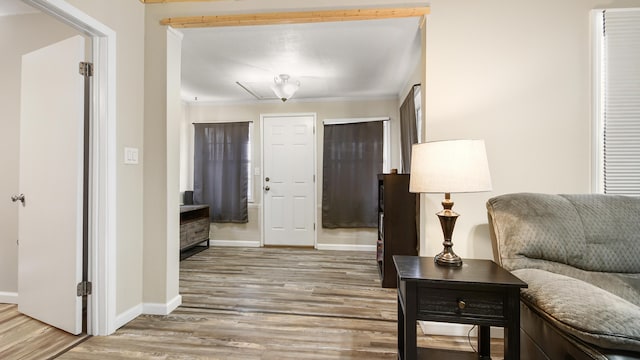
[77,281,92,296]
[313,174,316,183]
[79,62,93,77]
[314,223,316,230]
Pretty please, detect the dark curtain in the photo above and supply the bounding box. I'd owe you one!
[193,122,249,223]
[400,85,419,173]
[322,121,383,228]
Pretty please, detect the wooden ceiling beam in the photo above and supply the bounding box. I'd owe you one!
[159,7,430,28]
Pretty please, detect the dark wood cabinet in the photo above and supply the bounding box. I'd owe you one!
[377,173,418,288]
[180,205,210,260]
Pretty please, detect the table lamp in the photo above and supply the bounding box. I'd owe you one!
[409,140,492,267]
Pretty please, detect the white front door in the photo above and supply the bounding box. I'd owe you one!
[262,114,316,246]
[17,36,86,335]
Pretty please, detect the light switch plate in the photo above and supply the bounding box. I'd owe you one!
[124,147,139,165]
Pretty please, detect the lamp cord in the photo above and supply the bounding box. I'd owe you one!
[467,324,478,352]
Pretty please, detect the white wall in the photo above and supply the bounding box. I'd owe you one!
[142,14,183,311]
[182,98,401,247]
[163,27,183,308]
[64,0,146,318]
[420,0,640,260]
[0,13,79,303]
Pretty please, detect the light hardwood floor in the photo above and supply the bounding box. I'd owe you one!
[2,247,504,359]
[0,304,89,359]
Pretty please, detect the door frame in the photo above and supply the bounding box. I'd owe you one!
[260,113,318,248]
[24,0,117,336]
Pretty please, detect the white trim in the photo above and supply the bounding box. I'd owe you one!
[313,116,318,249]
[260,111,264,247]
[142,295,182,315]
[413,85,423,144]
[591,9,605,194]
[315,244,376,252]
[209,240,261,247]
[383,120,391,173]
[0,292,18,304]
[166,26,184,40]
[23,0,117,336]
[419,322,504,339]
[192,120,254,124]
[323,116,390,125]
[114,304,142,330]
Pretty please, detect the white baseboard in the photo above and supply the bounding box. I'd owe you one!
[316,244,376,252]
[0,292,18,304]
[210,240,261,247]
[114,303,142,330]
[114,295,182,330]
[142,294,182,315]
[419,321,504,339]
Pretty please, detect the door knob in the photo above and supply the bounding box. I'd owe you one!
[264,186,270,191]
[11,194,25,206]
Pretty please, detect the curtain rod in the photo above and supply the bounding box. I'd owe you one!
[323,117,390,125]
[192,120,253,125]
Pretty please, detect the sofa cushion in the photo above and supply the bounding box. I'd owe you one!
[513,268,640,352]
[487,193,586,269]
[561,194,640,273]
[487,193,640,273]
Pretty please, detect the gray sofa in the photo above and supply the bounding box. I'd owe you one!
[486,193,640,359]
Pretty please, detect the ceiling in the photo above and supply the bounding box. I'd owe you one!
[180,17,422,103]
[0,0,422,104]
[0,0,38,17]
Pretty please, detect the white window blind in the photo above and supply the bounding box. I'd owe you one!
[596,9,640,195]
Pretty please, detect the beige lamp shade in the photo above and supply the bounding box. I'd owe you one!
[409,140,492,193]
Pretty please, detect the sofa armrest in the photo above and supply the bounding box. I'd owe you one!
[513,268,640,352]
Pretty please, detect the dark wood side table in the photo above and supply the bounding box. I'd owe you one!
[393,256,527,360]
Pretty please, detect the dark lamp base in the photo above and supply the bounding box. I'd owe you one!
[434,250,462,267]
[434,193,463,267]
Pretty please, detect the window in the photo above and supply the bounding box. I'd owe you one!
[400,85,420,173]
[193,122,250,223]
[593,9,640,195]
[414,86,422,144]
[247,123,254,202]
[322,118,388,228]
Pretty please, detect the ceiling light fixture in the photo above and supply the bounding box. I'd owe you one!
[271,74,300,102]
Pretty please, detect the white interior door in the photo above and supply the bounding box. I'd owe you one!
[18,35,85,335]
[263,114,316,246]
